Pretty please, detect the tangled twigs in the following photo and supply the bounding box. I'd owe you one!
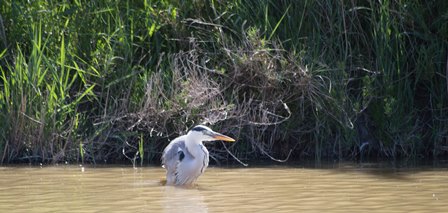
[220,141,248,167]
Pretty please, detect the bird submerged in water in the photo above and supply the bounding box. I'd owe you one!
[161,125,235,186]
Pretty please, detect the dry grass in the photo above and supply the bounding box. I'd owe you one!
[1,0,447,164]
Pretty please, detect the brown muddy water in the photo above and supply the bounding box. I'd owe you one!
[0,162,447,212]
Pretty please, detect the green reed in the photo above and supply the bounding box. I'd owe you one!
[0,0,446,164]
[0,21,95,163]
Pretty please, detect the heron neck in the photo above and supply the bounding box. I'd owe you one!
[185,134,204,158]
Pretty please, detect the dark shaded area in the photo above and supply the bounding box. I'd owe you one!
[0,1,447,164]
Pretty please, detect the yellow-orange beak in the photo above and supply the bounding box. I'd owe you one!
[213,133,236,142]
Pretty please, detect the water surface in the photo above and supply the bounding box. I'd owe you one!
[0,163,447,212]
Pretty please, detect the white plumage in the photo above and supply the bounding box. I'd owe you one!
[162,125,235,186]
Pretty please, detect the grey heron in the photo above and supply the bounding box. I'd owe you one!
[161,125,235,186]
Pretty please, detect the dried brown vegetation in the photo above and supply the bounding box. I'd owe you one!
[1,1,447,164]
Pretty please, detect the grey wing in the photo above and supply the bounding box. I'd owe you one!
[162,139,189,184]
[162,140,186,168]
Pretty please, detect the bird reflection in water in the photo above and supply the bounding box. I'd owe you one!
[162,185,208,213]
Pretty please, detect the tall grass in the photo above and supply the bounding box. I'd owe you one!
[0,0,447,164]
[0,22,96,162]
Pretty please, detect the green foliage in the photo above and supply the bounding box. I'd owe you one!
[0,21,95,162]
[0,0,447,163]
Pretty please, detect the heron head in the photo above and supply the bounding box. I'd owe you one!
[188,125,235,142]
